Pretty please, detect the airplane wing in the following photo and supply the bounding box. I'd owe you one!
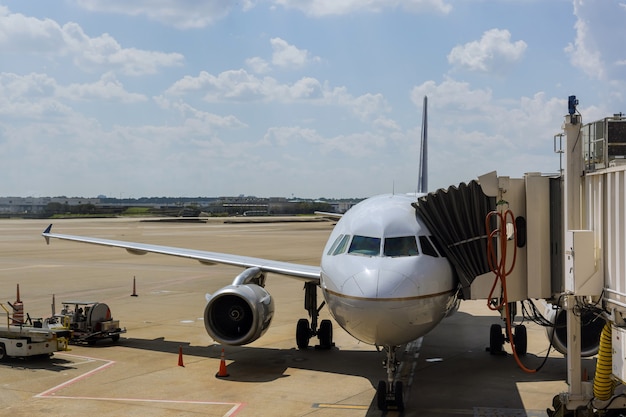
[314,211,343,220]
[42,224,321,283]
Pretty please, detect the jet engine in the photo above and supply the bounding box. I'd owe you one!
[203,267,275,346]
[544,303,605,357]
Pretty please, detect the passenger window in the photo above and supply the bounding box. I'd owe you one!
[384,236,419,257]
[348,235,381,256]
[419,235,439,257]
[332,234,351,255]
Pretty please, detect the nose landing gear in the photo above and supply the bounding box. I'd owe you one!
[376,345,404,411]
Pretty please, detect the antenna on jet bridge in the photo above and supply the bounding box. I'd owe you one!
[417,96,428,194]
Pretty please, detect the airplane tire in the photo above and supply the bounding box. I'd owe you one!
[395,380,404,411]
[0,343,5,361]
[377,380,387,410]
[318,319,333,349]
[514,325,527,356]
[489,324,504,355]
[296,318,310,349]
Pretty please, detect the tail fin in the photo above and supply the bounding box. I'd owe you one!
[417,96,428,194]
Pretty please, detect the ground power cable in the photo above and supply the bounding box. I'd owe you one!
[485,206,537,374]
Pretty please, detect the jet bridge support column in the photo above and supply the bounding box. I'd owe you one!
[560,110,600,409]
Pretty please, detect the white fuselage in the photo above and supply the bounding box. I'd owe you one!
[320,194,456,347]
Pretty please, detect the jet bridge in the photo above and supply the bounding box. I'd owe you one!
[416,101,626,415]
[414,171,556,302]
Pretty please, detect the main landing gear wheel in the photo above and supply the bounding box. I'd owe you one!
[296,282,333,350]
[296,318,310,349]
[489,323,505,355]
[295,318,334,350]
[318,319,333,349]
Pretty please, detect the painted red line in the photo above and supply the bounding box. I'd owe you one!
[35,353,115,398]
[34,352,246,417]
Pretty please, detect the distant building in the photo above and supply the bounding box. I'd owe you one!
[0,197,100,215]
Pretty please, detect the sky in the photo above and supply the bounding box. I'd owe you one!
[1,0,625,199]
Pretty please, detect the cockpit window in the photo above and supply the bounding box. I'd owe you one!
[327,234,343,255]
[383,236,419,257]
[348,235,381,256]
[329,234,351,255]
[419,235,439,257]
[430,236,447,258]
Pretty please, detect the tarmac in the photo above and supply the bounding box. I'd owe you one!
[0,217,596,417]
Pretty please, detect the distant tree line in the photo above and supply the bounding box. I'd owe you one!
[43,203,99,216]
[40,201,333,218]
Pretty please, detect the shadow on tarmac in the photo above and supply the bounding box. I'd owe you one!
[0,354,76,372]
[102,310,589,416]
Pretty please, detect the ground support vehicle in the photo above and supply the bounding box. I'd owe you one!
[0,304,71,360]
[46,301,126,345]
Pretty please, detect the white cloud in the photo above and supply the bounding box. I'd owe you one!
[246,38,319,73]
[271,0,452,16]
[270,37,320,69]
[74,0,234,29]
[165,70,389,122]
[0,7,184,76]
[0,72,147,106]
[246,57,271,74]
[169,101,247,130]
[565,0,626,84]
[0,6,65,52]
[447,29,527,73]
[409,78,567,188]
[411,78,492,110]
[262,126,386,158]
[61,73,148,102]
[74,0,453,24]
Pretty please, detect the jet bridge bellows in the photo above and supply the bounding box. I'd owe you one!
[413,180,495,300]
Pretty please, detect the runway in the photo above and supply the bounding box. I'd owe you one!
[0,218,588,416]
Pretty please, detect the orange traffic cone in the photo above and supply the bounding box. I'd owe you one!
[215,348,229,378]
[178,345,184,367]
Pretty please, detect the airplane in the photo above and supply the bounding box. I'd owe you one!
[42,96,459,411]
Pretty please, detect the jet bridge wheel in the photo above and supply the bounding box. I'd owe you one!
[514,325,527,356]
[489,324,505,355]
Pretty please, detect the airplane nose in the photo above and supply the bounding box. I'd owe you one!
[342,269,417,298]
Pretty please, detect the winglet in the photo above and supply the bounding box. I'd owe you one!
[43,224,52,245]
[417,96,428,194]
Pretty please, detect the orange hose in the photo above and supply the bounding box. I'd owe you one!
[485,208,536,373]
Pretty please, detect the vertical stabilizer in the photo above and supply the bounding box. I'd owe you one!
[417,96,428,194]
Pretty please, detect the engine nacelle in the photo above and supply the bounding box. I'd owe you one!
[545,303,604,357]
[204,283,274,346]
